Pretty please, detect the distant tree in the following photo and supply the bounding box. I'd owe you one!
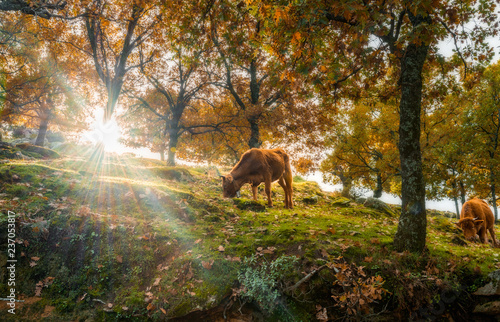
[321,100,400,199]
[82,0,161,121]
[208,0,285,149]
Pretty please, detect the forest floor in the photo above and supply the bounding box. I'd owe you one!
[1,144,500,321]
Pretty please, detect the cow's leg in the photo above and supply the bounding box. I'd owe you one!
[264,177,273,207]
[489,227,498,246]
[479,228,488,244]
[284,168,293,209]
[278,177,288,208]
[252,185,258,201]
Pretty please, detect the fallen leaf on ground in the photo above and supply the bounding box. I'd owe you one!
[202,260,214,269]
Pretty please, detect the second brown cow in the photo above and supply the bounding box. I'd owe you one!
[456,198,497,246]
[221,148,293,209]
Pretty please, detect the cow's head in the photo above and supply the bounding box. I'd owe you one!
[221,175,240,198]
[455,217,484,240]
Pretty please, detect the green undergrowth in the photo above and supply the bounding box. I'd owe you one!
[0,153,499,321]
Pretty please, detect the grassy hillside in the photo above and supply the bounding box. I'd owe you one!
[1,151,500,321]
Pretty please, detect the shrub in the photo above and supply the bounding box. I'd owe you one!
[236,255,299,313]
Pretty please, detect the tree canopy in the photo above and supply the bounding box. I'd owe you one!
[1,0,500,253]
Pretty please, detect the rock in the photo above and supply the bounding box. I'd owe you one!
[330,197,351,207]
[363,197,397,217]
[10,138,32,146]
[154,168,194,182]
[473,301,500,315]
[15,143,60,159]
[474,270,500,296]
[303,195,319,204]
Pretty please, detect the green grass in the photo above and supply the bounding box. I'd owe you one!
[0,152,499,320]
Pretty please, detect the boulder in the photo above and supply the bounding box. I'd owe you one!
[474,270,500,296]
[330,197,352,207]
[15,143,60,159]
[363,197,397,217]
[473,301,500,315]
[303,195,319,204]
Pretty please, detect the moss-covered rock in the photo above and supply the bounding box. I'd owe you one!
[16,143,60,159]
[362,197,397,217]
[302,195,319,204]
[153,167,195,182]
[330,196,352,207]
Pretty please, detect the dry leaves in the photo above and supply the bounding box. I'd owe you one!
[202,260,214,270]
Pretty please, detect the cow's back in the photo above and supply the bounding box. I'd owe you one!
[231,148,287,179]
[461,199,495,230]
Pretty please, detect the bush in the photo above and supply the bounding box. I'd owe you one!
[236,255,299,313]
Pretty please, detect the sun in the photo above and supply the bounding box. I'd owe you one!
[82,109,124,153]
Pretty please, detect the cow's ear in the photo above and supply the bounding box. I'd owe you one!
[474,219,484,226]
[220,175,225,181]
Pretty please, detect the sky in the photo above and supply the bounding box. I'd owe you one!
[304,171,460,213]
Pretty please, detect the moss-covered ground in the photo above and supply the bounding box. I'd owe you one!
[1,150,500,321]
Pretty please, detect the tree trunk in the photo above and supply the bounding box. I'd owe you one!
[490,166,498,220]
[459,181,466,205]
[160,148,165,162]
[373,172,383,198]
[451,180,460,218]
[393,42,429,253]
[35,111,50,147]
[341,177,353,198]
[248,117,261,148]
[167,130,178,166]
[453,196,460,219]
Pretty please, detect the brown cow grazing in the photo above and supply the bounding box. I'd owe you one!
[456,198,497,246]
[221,148,293,209]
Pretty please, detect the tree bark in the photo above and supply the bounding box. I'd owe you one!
[167,130,178,166]
[490,167,498,221]
[453,196,460,219]
[160,148,165,162]
[35,110,50,147]
[393,41,429,253]
[247,116,261,148]
[341,178,353,198]
[459,181,466,205]
[0,0,66,19]
[373,172,383,198]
